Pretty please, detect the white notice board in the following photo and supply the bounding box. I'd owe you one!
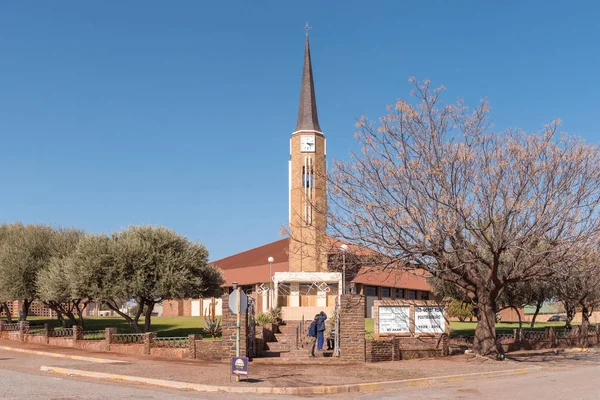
[378,306,410,334]
[414,306,445,333]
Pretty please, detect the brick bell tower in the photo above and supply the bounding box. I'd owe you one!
[288,30,328,272]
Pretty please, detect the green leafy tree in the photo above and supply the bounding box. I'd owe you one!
[448,299,474,322]
[0,223,55,320]
[36,228,85,327]
[70,226,225,332]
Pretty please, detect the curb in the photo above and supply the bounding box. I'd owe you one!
[0,346,126,364]
[40,365,543,395]
[564,347,600,353]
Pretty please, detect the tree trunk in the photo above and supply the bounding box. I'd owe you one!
[103,300,142,333]
[20,299,32,321]
[76,299,89,329]
[511,306,522,330]
[143,302,155,333]
[563,301,575,328]
[473,298,500,356]
[0,302,13,323]
[580,306,590,348]
[529,299,543,329]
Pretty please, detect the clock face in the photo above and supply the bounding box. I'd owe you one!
[300,135,315,152]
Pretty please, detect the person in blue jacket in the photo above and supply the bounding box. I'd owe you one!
[308,315,319,357]
[316,311,327,351]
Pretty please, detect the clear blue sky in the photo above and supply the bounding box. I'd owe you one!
[1,1,598,260]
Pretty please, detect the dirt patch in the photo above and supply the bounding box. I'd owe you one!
[53,354,541,388]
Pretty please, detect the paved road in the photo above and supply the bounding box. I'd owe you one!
[1,349,600,399]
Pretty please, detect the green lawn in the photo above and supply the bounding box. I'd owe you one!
[1,316,214,338]
[364,318,581,338]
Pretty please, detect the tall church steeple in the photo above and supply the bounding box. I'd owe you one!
[295,30,321,133]
[289,28,327,272]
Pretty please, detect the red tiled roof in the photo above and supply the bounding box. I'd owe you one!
[211,238,289,270]
[222,262,289,286]
[352,267,432,291]
[211,236,432,291]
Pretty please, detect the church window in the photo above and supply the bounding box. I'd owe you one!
[303,156,314,225]
[381,287,391,297]
[366,286,377,296]
[408,290,416,300]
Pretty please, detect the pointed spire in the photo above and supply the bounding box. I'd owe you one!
[295,25,322,132]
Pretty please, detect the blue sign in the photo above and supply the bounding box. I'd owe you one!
[231,357,249,377]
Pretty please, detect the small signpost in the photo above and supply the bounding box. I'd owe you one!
[230,282,247,382]
[228,289,248,315]
[231,356,249,380]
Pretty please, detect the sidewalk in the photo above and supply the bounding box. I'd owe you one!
[1,339,545,391]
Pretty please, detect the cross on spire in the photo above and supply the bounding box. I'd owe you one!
[305,22,311,37]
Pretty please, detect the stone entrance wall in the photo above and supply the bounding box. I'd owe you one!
[221,292,248,359]
[339,294,366,361]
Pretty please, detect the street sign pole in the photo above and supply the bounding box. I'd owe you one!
[235,283,241,382]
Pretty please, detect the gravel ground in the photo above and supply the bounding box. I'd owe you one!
[0,339,554,388]
[59,354,546,387]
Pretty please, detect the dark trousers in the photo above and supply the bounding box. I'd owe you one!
[308,336,317,356]
[317,331,324,350]
[327,337,334,350]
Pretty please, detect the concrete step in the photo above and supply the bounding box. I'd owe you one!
[273,333,308,343]
[254,350,336,362]
[266,342,294,352]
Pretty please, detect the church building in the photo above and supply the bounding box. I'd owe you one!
[163,32,433,320]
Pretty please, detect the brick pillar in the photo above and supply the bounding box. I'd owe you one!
[546,327,555,347]
[19,321,29,341]
[221,292,246,359]
[44,323,50,344]
[188,334,202,359]
[72,326,80,345]
[340,294,366,362]
[144,332,156,355]
[105,328,117,350]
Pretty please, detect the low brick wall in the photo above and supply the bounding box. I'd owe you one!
[366,336,446,362]
[109,343,146,356]
[75,340,109,352]
[150,347,189,359]
[48,337,74,347]
[195,340,223,360]
[0,324,226,361]
[23,335,47,345]
[365,340,393,362]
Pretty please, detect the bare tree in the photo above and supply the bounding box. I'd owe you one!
[328,79,600,356]
[554,249,600,347]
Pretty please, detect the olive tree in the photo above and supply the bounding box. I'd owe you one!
[70,226,225,332]
[0,223,55,320]
[328,79,600,356]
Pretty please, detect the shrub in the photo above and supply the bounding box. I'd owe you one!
[203,316,222,338]
[256,312,275,325]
